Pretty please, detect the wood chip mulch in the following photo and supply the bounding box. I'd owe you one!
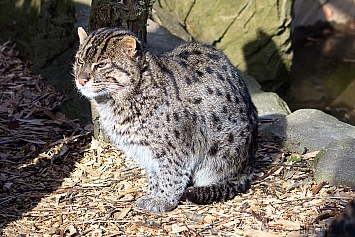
[1,41,355,237]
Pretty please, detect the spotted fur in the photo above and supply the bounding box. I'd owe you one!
[73,27,258,213]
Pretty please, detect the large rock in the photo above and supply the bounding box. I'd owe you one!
[153,0,293,91]
[147,19,185,54]
[252,92,291,118]
[243,72,291,118]
[152,0,193,42]
[260,109,355,186]
[314,138,355,186]
[261,109,355,153]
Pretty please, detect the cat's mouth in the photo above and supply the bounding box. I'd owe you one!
[77,81,126,99]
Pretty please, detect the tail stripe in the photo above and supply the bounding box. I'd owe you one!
[185,179,251,204]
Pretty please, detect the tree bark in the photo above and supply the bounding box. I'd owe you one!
[88,0,155,140]
[89,0,155,40]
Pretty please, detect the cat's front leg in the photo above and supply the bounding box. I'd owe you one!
[135,155,190,213]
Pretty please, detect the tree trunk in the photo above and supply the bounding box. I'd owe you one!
[89,0,155,40]
[88,0,155,140]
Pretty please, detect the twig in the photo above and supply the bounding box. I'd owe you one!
[312,211,339,223]
[0,196,17,205]
[0,138,20,145]
[255,166,279,181]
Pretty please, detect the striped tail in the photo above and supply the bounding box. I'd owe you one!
[184,179,252,205]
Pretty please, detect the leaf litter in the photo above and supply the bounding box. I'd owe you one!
[1,41,355,236]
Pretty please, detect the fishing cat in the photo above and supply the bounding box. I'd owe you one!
[74,27,258,213]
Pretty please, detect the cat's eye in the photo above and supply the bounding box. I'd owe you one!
[92,63,108,71]
[76,58,85,66]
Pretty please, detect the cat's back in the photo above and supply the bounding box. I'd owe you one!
[155,42,254,111]
[163,42,233,80]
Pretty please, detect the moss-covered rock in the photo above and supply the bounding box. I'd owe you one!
[0,0,76,73]
[153,0,293,91]
[314,138,355,186]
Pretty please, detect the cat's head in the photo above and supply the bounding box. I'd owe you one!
[73,27,144,100]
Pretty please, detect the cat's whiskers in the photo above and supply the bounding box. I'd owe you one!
[88,82,125,93]
[104,82,126,91]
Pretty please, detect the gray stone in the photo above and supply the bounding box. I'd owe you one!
[147,19,185,54]
[261,109,355,153]
[314,138,355,186]
[234,71,291,119]
[239,71,262,94]
[252,92,291,118]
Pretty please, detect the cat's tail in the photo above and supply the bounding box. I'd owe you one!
[184,177,253,204]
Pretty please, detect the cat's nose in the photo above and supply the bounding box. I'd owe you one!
[78,77,88,86]
[78,71,90,86]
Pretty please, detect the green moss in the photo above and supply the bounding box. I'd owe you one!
[313,148,326,166]
[155,0,293,91]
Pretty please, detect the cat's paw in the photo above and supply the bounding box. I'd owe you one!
[135,195,177,213]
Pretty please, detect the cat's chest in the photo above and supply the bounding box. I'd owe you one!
[97,102,160,171]
[97,102,142,140]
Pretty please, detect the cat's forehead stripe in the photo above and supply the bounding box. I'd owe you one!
[82,30,112,59]
[97,34,123,57]
[82,28,134,60]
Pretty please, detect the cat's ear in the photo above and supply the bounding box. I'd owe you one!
[120,36,138,58]
[78,27,88,45]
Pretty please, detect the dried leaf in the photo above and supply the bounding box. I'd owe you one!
[303,151,319,159]
[43,108,56,120]
[91,229,102,237]
[312,181,327,195]
[280,219,301,230]
[7,120,19,129]
[68,225,77,236]
[171,224,188,234]
[112,207,131,220]
[185,212,216,224]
